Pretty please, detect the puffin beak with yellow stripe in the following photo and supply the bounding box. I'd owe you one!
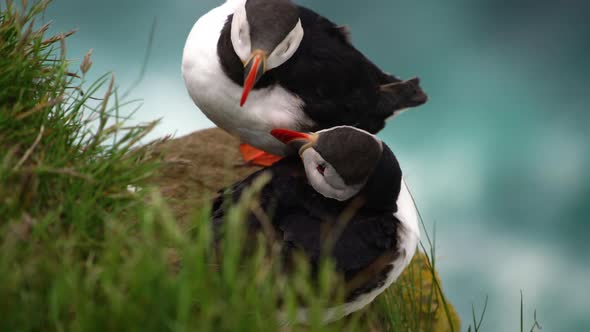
[270,128,316,155]
[241,50,267,106]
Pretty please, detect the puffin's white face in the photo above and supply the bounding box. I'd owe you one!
[266,19,304,70]
[301,148,365,201]
[231,2,304,70]
[230,3,252,63]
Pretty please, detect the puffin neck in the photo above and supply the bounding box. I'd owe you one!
[356,144,401,212]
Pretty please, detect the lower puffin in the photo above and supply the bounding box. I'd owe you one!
[211,126,420,324]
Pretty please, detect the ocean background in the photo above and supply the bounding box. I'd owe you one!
[46,0,590,330]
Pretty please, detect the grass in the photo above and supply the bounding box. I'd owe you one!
[0,1,538,331]
[0,2,343,329]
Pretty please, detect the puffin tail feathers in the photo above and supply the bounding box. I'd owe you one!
[379,77,428,110]
[379,77,428,113]
[356,77,428,132]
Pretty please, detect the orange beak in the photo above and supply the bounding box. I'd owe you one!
[240,51,267,107]
[271,128,314,153]
[271,128,311,144]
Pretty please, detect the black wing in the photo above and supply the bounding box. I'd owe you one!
[277,6,427,133]
[210,157,305,236]
[277,196,400,280]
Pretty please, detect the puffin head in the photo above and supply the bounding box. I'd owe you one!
[231,0,304,106]
[271,126,394,201]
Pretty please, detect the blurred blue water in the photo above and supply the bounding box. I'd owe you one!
[46,0,590,330]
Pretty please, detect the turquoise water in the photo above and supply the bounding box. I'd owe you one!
[47,0,590,330]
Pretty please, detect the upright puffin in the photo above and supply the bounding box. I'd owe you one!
[182,0,427,165]
[211,126,420,323]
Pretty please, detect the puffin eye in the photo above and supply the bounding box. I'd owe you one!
[316,164,325,176]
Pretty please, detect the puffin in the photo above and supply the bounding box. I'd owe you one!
[211,126,420,323]
[182,0,427,165]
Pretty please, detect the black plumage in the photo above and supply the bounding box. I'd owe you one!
[211,144,404,302]
[217,5,427,133]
